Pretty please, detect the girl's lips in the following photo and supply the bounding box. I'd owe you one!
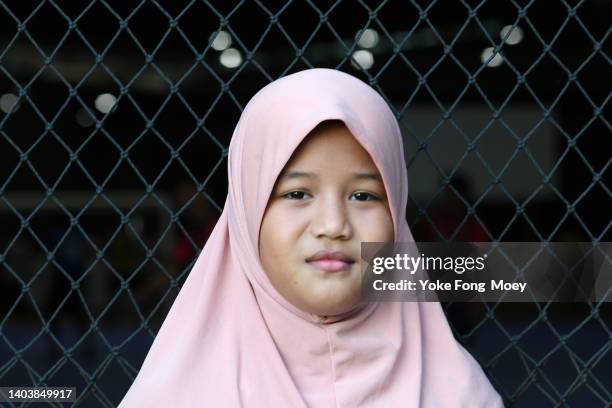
[307,259,352,272]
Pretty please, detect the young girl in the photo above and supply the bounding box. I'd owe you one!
[119,68,502,407]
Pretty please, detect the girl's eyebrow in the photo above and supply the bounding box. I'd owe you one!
[280,171,382,181]
[354,172,382,181]
[281,171,317,180]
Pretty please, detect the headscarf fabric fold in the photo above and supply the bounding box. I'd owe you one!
[119,68,502,407]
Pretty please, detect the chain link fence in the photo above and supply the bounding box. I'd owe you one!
[0,0,610,406]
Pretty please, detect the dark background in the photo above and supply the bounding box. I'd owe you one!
[0,0,610,406]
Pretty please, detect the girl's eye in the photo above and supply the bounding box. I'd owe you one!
[350,192,379,201]
[282,191,311,200]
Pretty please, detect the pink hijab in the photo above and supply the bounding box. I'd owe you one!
[119,68,502,407]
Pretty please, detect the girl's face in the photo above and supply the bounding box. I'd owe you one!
[259,121,394,317]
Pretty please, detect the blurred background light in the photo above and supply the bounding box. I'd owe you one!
[210,30,232,51]
[0,93,18,113]
[75,108,95,127]
[219,48,242,68]
[356,28,379,49]
[94,93,117,114]
[500,25,524,45]
[480,47,503,67]
[351,50,374,70]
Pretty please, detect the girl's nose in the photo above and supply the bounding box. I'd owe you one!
[309,196,352,240]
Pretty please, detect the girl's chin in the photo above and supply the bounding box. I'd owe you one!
[306,300,363,318]
[295,286,362,314]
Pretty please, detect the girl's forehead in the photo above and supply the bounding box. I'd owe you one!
[276,136,384,189]
[284,122,378,168]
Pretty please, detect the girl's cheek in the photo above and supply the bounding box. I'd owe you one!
[351,206,394,240]
[271,206,311,235]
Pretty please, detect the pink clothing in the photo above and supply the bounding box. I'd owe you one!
[119,68,503,407]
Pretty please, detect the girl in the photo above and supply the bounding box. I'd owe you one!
[119,68,502,407]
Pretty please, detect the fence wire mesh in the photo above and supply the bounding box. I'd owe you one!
[0,0,610,406]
